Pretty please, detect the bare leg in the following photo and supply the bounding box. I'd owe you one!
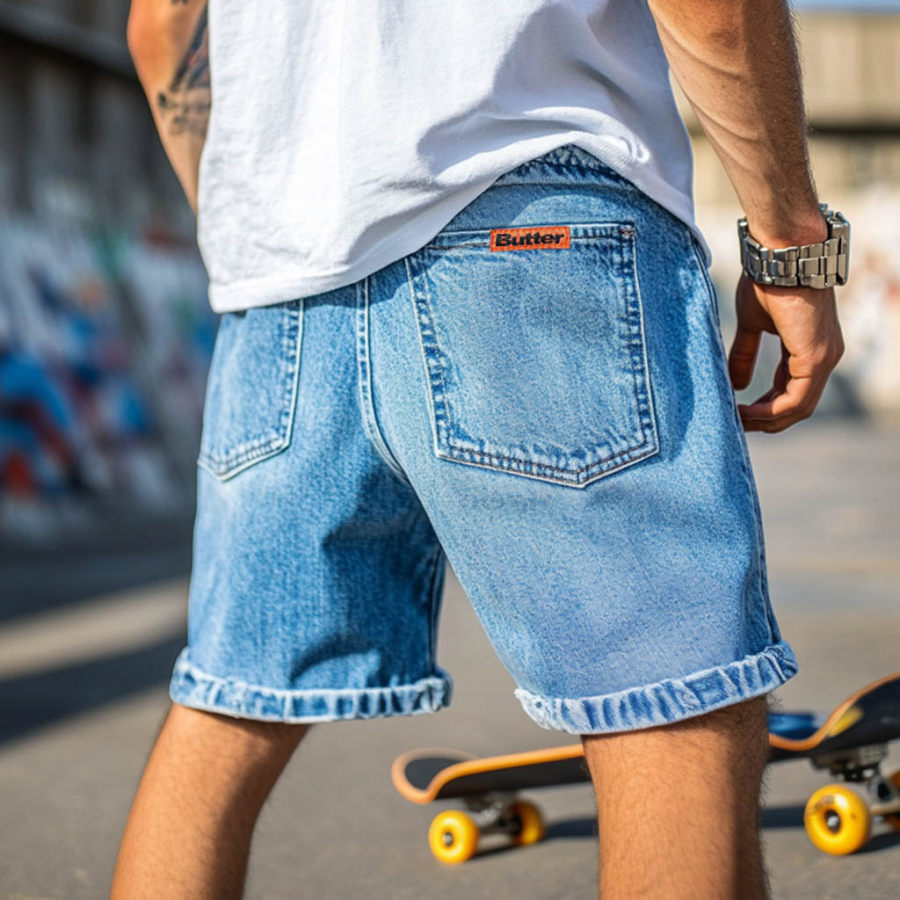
[582,696,770,900]
[111,703,309,900]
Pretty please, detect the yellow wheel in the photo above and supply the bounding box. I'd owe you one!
[884,769,900,833]
[428,810,479,864]
[804,785,872,856]
[510,800,546,846]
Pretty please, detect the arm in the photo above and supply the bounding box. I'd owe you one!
[127,0,209,214]
[647,0,844,432]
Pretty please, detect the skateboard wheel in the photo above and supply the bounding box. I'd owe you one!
[509,800,546,846]
[804,785,872,856]
[428,810,479,864]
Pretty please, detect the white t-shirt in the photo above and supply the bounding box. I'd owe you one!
[199,0,705,313]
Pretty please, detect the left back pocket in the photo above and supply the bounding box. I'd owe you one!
[198,301,303,480]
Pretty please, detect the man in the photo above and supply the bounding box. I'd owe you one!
[116,1,846,897]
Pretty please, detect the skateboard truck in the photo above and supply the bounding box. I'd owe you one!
[426,790,546,864]
[800,741,900,855]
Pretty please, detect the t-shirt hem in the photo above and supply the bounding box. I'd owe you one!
[206,150,712,314]
[209,269,369,313]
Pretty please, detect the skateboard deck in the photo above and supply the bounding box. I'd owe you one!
[393,672,900,862]
[769,672,900,762]
[392,744,588,804]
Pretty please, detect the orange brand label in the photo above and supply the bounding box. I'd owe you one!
[490,226,570,251]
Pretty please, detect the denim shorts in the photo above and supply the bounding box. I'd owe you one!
[170,143,798,734]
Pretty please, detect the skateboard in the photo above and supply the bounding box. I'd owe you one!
[768,672,900,855]
[392,672,900,863]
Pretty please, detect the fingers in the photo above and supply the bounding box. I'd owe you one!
[731,278,844,433]
[738,346,829,432]
[739,379,823,432]
[742,347,787,410]
[728,324,761,391]
[728,274,774,391]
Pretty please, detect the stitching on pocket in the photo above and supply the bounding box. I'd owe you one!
[198,302,303,480]
[407,255,455,454]
[407,222,659,487]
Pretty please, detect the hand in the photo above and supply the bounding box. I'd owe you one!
[727,273,844,433]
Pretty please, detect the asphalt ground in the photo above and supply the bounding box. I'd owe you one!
[1,418,898,899]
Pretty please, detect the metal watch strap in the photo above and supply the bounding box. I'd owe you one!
[738,205,850,289]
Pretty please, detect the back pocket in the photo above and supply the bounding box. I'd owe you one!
[406,223,657,487]
[198,301,302,480]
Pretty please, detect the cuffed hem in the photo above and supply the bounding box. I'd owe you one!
[169,649,452,723]
[514,641,798,735]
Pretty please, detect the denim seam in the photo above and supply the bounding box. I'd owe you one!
[692,239,775,639]
[405,254,451,461]
[512,159,623,175]
[442,439,656,475]
[198,435,287,475]
[689,238,778,642]
[430,446,661,488]
[628,231,661,461]
[407,228,657,486]
[437,442,655,479]
[354,278,410,484]
[620,229,659,455]
[496,152,629,179]
[425,545,445,673]
[487,172,630,192]
[198,301,304,480]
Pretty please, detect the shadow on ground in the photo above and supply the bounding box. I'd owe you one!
[0,511,192,623]
[0,635,183,745]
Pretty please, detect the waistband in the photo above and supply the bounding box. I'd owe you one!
[493,142,634,189]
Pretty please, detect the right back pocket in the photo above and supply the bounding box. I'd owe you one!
[405,222,658,487]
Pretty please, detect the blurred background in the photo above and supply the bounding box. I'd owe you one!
[0,2,897,898]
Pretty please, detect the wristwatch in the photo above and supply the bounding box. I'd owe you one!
[738,204,850,289]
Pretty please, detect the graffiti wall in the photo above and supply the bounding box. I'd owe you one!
[0,217,215,545]
[3,191,897,546]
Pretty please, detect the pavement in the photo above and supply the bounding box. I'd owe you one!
[0,418,898,899]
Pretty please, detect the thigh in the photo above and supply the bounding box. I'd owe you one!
[582,696,770,900]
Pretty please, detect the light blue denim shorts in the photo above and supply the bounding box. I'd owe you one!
[170,144,798,734]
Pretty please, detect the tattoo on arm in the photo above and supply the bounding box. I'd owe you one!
[156,5,210,138]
